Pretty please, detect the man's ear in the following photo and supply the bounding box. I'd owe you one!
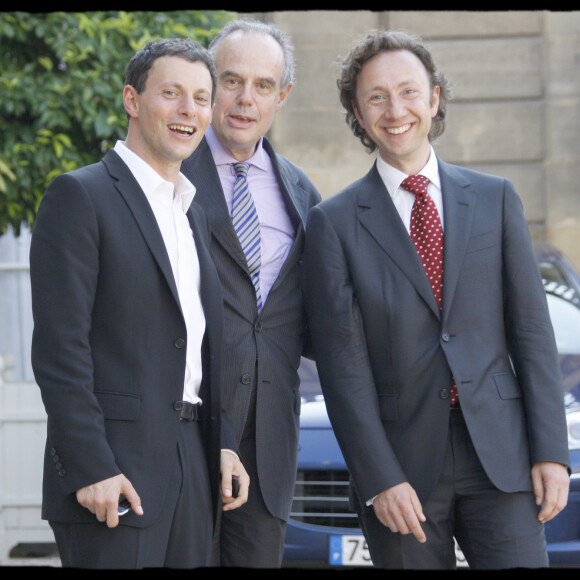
[352,100,365,129]
[430,85,440,119]
[275,82,293,112]
[123,85,139,119]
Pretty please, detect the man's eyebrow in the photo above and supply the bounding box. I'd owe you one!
[160,80,185,90]
[219,70,242,80]
[219,70,277,87]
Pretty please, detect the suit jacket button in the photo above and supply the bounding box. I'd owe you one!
[58,469,66,477]
[174,338,186,349]
[441,333,450,342]
[254,322,262,333]
[439,388,450,399]
[240,374,251,385]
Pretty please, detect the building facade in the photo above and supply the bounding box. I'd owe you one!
[255,10,580,268]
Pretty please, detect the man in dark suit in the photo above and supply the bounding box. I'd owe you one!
[30,38,248,569]
[181,19,321,568]
[302,29,571,569]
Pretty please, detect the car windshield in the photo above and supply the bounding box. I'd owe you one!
[538,259,580,307]
[539,259,580,355]
[546,294,580,355]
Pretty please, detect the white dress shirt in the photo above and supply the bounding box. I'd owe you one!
[376,146,444,232]
[114,141,206,405]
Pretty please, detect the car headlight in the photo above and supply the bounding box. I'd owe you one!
[567,410,580,450]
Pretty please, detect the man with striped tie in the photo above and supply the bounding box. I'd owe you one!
[182,19,321,568]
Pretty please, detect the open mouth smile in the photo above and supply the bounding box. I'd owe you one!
[385,124,411,135]
[168,124,196,136]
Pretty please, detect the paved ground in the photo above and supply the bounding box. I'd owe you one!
[0,558,60,568]
[1,556,61,567]
[0,544,61,567]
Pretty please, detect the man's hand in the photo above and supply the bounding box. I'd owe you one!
[220,449,249,511]
[76,473,143,528]
[373,482,427,543]
[532,461,570,523]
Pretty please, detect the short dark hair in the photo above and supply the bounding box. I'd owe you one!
[209,19,295,88]
[338,29,451,153]
[125,37,216,103]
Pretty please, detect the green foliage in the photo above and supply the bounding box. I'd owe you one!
[0,10,233,235]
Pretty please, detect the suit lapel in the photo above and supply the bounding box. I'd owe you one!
[356,164,441,318]
[184,139,250,272]
[438,159,476,316]
[263,138,304,229]
[102,150,181,309]
[261,139,306,289]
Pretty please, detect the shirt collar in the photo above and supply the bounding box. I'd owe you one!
[376,145,440,201]
[113,140,196,212]
[204,125,269,174]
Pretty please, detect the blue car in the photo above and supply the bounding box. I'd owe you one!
[283,242,580,568]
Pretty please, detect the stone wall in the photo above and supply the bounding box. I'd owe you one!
[243,11,580,268]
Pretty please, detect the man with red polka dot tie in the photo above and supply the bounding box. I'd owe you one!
[303,29,570,570]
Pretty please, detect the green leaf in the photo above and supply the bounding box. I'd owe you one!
[0,10,234,236]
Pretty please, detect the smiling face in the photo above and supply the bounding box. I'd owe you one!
[210,32,292,161]
[353,49,440,175]
[123,56,213,182]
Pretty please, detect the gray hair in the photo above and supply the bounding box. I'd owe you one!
[209,19,295,88]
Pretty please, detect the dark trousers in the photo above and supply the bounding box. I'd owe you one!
[357,407,549,569]
[212,377,287,568]
[50,419,212,569]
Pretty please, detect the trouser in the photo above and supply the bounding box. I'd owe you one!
[212,373,287,568]
[357,406,549,569]
[51,418,213,569]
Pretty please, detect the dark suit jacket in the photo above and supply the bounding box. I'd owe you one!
[303,158,570,509]
[181,137,321,521]
[30,149,234,528]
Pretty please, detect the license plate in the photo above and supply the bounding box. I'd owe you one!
[328,534,466,568]
[329,534,372,566]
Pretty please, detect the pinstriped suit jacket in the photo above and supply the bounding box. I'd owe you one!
[182,137,321,521]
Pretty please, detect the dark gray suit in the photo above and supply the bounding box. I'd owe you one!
[303,158,570,568]
[182,136,321,565]
[30,150,234,567]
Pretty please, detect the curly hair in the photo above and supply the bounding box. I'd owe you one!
[338,30,451,153]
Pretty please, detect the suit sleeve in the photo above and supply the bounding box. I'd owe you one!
[501,181,570,469]
[302,204,407,504]
[30,173,121,495]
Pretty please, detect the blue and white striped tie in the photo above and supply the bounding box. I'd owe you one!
[232,162,262,311]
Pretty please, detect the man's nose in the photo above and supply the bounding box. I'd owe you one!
[179,95,197,117]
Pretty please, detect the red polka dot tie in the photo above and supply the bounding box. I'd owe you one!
[401,175,458,405]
